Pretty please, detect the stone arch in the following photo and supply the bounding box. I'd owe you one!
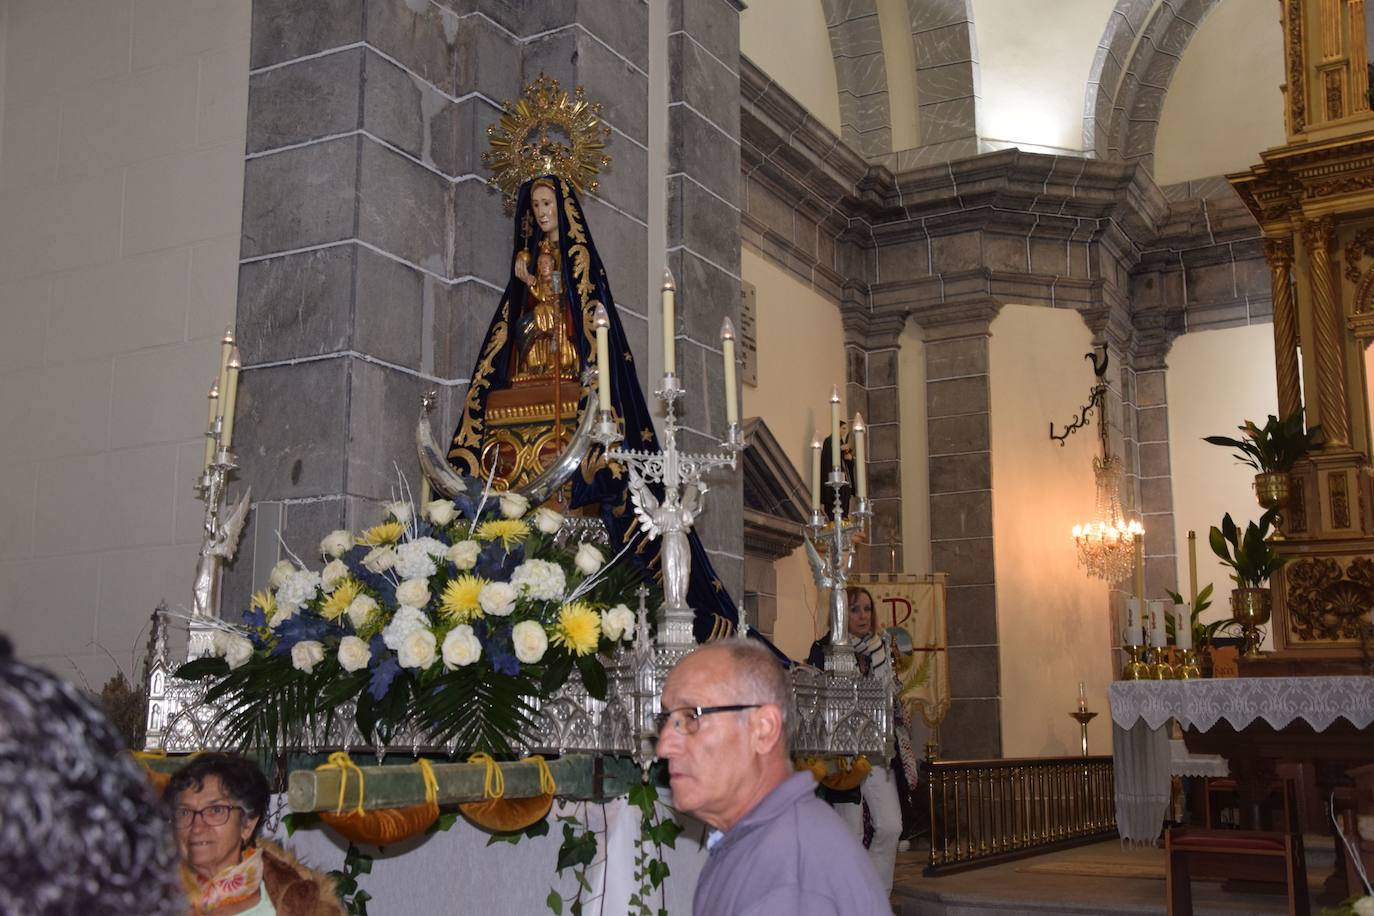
[1083,0,1225,172]
[822,0,894,158]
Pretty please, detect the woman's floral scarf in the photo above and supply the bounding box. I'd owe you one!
[181,845,263,913]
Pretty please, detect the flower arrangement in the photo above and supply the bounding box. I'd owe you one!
[177,479,649,754]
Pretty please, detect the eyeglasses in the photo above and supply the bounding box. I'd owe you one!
[172,803,244,829]
[654,704,761,736]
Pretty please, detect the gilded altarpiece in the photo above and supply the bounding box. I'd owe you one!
[1228,0,1374,663]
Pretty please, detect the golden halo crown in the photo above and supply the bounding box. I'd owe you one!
[483,74,612,210]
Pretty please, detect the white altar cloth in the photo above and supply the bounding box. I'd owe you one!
[1108,677,1374,844]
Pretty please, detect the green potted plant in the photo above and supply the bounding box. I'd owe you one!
[1209,509,1287,658]
[1203,411,1321,538]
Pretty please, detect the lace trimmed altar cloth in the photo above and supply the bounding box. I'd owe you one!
[1108,677,1374,844]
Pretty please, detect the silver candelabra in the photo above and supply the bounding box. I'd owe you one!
[592,369,745,636]
[190,416,250,657]
[804,468,872,676]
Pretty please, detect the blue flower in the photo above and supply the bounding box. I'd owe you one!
[367,635,401,701]
[269,614,334,657]
[476,541,523,581]
[475,620,520,677]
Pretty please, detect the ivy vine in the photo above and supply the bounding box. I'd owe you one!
[547,803,600,915]
[628,775,681,916]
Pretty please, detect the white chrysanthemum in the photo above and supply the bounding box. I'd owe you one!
[394,541,438,580]
[510,559,565,602]
[320,559,349,593]
[276,569,322,613]
[511,620,549,664]
[447,540,481,570]
[269,559,296,589]
[346,594,378,630]
[395,577,432,610]
[600,604,636,642]
[574,543,604,575]
[385,500,413,524]
[441,625,481,668]
[533,507,564,534]
[338,635,371,672]
[424,500,458,526]
[397,628,437,669]
[291,640,325,674]
[382,605,430,651]
[478,581,517,617]
[320,529,353,559]
[499,492,529,519]
[213,631,254,670]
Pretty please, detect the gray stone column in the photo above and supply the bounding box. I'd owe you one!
[1135,362,1179,600]
[663,0,745,600]
[921,318,999,760]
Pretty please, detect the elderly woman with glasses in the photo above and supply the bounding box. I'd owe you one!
[166,753,343,916]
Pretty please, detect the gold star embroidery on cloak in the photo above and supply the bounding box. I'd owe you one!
[623,352,633,362]
[640,427,654,443]
[712,578,723,591]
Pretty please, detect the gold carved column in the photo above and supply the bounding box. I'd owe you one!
[1263,237,1302,422]
[1300,217,1351,447]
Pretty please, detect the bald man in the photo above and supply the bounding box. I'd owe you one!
[656,640,891,915]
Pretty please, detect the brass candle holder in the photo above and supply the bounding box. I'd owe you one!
[1144,645,1175,679]
[1121,644,1149,680]
[1070,709,1097,757]
[1175,647,1201,679]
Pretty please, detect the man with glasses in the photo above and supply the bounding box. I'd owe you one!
[657,639,892,915]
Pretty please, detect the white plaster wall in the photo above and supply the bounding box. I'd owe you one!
[989,306,1112,757]
[740,247,847,660]
[0,0,249,686]
[973,0,1115,152]
[1166,324,1279,647]
[740,0,843,136]
[1154,0,1286,185]
[898,319,931,574]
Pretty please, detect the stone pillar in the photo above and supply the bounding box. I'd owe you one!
[1135,361,1179,601]
[922,319,999,760]
[663,0,745,599]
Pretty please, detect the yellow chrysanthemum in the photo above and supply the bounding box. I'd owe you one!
[552,601,601,656]
[357,521,405,546]
[440,575,488,622]
[474,518,530,549]
[251,588,277,622]
[319,578,361,621]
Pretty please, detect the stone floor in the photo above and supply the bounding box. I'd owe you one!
[891,836,1338,916]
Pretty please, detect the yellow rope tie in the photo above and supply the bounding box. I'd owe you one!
[467,752,505,800]
[416,758,438,806]
[319,751,366,816]
[521,755,558,796]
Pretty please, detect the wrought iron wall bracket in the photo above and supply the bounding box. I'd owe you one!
[1049,348,1110,446]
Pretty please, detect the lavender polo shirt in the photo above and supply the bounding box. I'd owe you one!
[692,771,892,915]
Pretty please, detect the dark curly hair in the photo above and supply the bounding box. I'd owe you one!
[0,643,182,915]
[165,753,271,843]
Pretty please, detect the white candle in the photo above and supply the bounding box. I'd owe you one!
[594,303,611,407]
[721,317,738,426]
[1187,530,1198,606]
[215,327,234,419]
[829,385,841,469]
[810,438,822,511]
[1175,601,1193,650]
[1148,599,1168,648]
[1125,597,1143,645]
[1077,681,1087,712]
[203,382,219,470]
[852,412,867,500]
[662,269,675,376]
[220,348,241,449]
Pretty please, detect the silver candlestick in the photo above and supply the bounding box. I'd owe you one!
[804,469,872,676]
[593,369,745,636]
[190,415,250,658]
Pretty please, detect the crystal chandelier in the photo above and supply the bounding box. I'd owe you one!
[1072,452,1143,582]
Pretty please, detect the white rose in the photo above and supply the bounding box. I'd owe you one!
[382,606,430,650]
[268,604,297,629]
[213,632,255,670]
[346,594,378,630]
[574,543,604,575]
[424,499,458,526]
[320,559,349,593]
[290,640,325,674]
[499,492,529,519]
[441,625,482,668]
[385,500,413,524]
[1354,898,1374,916]
[337,635,371,672]
[478,581,517,617]
[398,628,438,669]
[395,577,432,610]
[362,545,396,574]
[269,559,296,589]
[320,529,353,559]
[533,507,564,534]
[446,540,481,570]
[601,604,635,642]
[511,620,549,664]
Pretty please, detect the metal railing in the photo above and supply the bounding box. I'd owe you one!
[922,755,1117,874]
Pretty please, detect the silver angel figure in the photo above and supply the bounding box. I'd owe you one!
[630,476,701,610]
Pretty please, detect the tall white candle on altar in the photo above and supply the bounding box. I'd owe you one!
[220,348,241,449]
[721,317,738,426]
[203,382,219,470]
[852,412,867,500]
[1187,529,1198,605]
[810,438,822,510]
[661,268,676,376]
[1148,599,1168,648]
[829,385,841,468]
[1125,597,1143,645]
[1175,601,1193,650]
[215,327,234,418]
[594,303,611,406]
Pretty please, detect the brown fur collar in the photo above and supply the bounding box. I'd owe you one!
[258,840,346,916]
